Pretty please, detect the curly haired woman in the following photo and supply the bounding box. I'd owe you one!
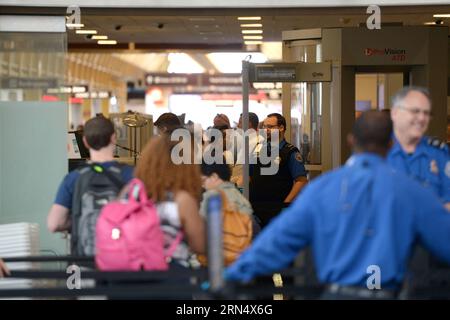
[135,134,205,268]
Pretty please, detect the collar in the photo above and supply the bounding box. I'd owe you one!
[391,135,428,157]
[345,153,386,167]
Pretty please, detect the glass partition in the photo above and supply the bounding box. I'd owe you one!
[290,41,322,165]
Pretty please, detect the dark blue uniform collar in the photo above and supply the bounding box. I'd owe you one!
[345,152,385,167]
[391,135,428,157]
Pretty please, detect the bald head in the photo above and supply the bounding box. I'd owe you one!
[350,110,393,156]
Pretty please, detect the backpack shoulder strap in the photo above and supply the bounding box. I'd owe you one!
[217,189,233,212]
[91,163,126,190]
[165,232,184,259]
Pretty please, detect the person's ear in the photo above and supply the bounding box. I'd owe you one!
[111,133,117,145]
[82,136,91,149]
[347,133,355,149]
[390,108,397,121]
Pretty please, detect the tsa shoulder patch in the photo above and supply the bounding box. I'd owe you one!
[295,152,303,163]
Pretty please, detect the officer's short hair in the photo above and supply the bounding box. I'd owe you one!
[240,112,259,130]
[267,113,286,130]
[201,158,231,182]
[391,86,431,109]
[353,110,392,150]
[83,115,115,150]
[154,112,182,133]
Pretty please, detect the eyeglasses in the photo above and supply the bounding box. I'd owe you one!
[262,124,279,129]
[399,107,432,117]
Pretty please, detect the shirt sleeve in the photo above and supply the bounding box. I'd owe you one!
[439,153,450,203]
[53,172,79,210]
[225,185,315,282]
[121,165,135,183]
[288,151,307,180]
[415,188,450,265]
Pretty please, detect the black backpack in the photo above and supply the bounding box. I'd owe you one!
[71,163,126,256]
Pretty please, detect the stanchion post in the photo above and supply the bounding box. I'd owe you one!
[206,193,224,292]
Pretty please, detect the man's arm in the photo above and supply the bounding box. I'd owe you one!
[47,204,71,232]
[416,190,450,264]
[284,176,308,203]
[284,151,308,203]
[225,185,314,282]
[0,259,10,277]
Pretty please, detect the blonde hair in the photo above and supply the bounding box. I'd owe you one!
[135,134,202,202]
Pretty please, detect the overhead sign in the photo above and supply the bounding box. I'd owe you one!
[1,77,58,89]
[249,62,332,83]
[340,27,431,66]
[145,74,198,86]
[145,73,242,87]
[47,85,88,94]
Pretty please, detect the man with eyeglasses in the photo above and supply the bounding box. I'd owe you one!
[249,113,308,227]
[388,86,450,210]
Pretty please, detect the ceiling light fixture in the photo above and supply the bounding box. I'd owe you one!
[243,35,263,40]
[98,40,117,45]
[433,14,450,18]
[242,30,263,34]
[66,23,84,28]
[424,21,443,25]
[92,35,108,40]
[237,17,261,21]
[76,29,97,34]
[240,23,263,27]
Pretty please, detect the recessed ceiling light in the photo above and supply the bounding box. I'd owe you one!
[243,35,263,40]
[240,23,263,27]
[433,14,450,18]
[424,21,443,25]
[92,35,108,40]
[98,40,117,45]
[242,30,263,34]
[76,30,97,34]
[244,41,263,45]
[237,17,261,21]
[66,23,84,28]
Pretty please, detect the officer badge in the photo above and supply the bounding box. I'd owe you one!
[445,161,450,178]
[430,160,438,175]
[295,152,303,163]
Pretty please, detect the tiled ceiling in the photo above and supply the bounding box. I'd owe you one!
[1,5,449,50]
[61,6,450,49]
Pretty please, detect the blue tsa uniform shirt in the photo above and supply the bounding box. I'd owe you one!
[225,153,450,288]
[387,136,450,203]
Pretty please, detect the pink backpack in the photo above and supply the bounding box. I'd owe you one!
[95,178,182,271]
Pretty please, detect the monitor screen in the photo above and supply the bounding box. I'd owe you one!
[68,131,90,159]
